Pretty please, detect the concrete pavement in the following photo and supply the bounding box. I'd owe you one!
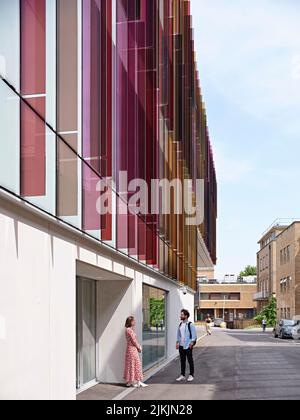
[123,328,300,401]
[77,384,125,401]
[77,326,207,401]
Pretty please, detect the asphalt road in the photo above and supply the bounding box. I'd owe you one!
[124,328,300,401]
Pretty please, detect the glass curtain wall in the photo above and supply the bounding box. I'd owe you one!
[0,0,218,291]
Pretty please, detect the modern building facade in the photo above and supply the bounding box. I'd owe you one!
[255,223,286,312]
[0,0,217,400]
[275,222,300,320]
[197,282,257,322]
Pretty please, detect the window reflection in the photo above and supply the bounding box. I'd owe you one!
[142,284,167,371]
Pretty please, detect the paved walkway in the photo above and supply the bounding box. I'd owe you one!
[77,384,125,401]
[123,329,300,401]
[77,326,206,401]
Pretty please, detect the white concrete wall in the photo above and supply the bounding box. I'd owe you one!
[0,195,195,399]
[0,203,76,400]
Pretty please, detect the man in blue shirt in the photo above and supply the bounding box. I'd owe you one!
[176,309,197,382]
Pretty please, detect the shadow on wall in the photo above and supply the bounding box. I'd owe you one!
[13,219,18,258]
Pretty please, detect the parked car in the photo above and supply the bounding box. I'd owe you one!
[214,318,225,328]
[292,324,300,340]
[274,320,299,339]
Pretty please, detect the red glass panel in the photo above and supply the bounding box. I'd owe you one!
[82,163,101,233]
[83,0,113,241]
[21,0,46,95]
[20,0,46,197]
[20,99,46,197]
[100,0,112,241]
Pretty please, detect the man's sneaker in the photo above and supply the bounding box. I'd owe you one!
[176,375,186,382]
[187,375,194,382]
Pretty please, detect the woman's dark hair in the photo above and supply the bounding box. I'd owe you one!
[181,309,190,318]
[125,316,135,328]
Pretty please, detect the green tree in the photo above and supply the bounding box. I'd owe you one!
[150,298,165,327]
[239,265,257,277]
[254,297,277,328]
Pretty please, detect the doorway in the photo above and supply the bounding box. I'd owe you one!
[76,277,98,391]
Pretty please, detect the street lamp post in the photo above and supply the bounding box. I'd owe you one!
[223,295,226,320]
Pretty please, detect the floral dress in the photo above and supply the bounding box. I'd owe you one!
[124,327,143,383]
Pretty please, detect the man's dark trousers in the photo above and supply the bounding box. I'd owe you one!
[179,346,194,377]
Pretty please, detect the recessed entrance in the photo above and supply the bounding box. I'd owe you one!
[75,261,133,394]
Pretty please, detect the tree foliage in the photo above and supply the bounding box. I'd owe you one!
[150,298,165,327]
[254,297,277,327]
[239,265,257,277]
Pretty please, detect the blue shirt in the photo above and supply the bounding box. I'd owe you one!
[177,322,197,350]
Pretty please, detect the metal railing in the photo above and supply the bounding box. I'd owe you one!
[261,218,300,238]
[253,291,270,301]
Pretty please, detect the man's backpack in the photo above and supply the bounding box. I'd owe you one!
[180,321,193,339]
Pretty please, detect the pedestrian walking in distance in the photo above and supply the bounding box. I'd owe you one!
[124,316,148,388]
[176,310,197,382]
[262,318,267,333]
[205,314,212,336]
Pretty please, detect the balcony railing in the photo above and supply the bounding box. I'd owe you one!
[253,291,270,301]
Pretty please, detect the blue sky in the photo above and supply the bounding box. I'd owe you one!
[191,0,300,279]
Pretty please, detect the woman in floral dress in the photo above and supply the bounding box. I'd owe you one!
[124,316,148,388]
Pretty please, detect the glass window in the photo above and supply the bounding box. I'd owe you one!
[237,309,254,320]
[142,284,167,371]
[21,0,46,96]
[128,0,141,21]
[0,80,20,194]
[57,0,78,135]
[82,0,113,241]
[287,245,290,262]
[57,0,80,220]
[20,0,54,212]
[20,97,46,197]
[200,293,240,301]
[20,97,56,214]
[283,319,295,326]
[0,0,20,89]
[57,137,79,219]
[229,293,240,301]
[76,278,97,389]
